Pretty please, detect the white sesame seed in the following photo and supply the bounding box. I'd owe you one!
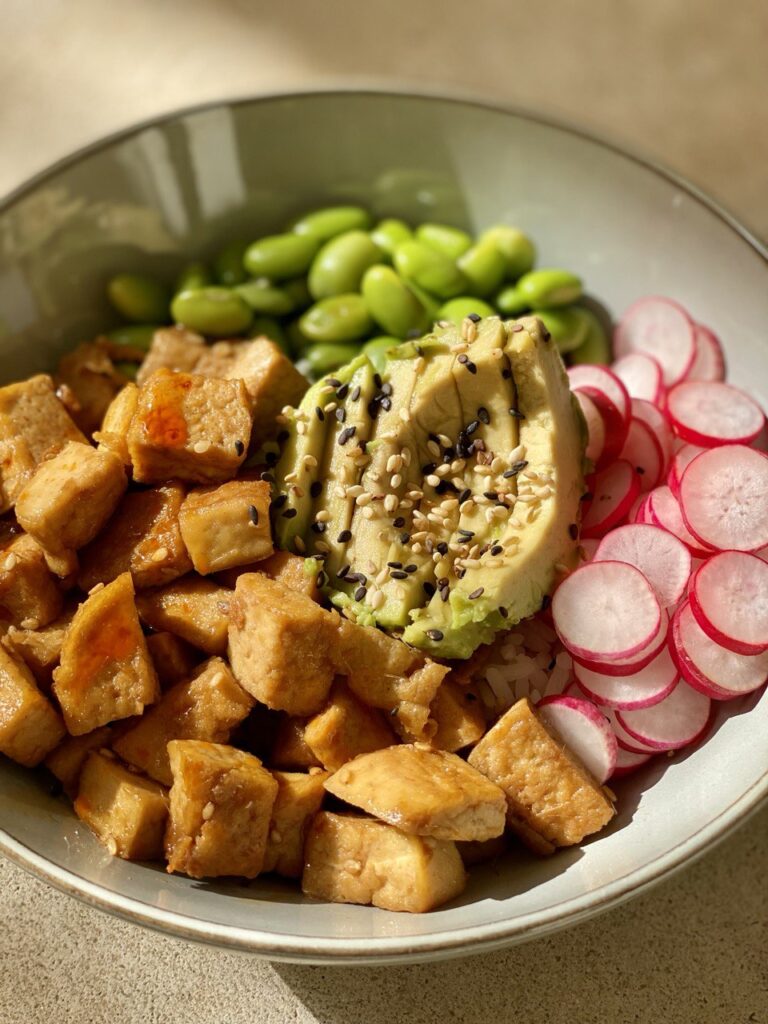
[427,440,441,458]
[407,489,424,501]
[435,464,451,478]
[296,421,307,435]
[355,492,372,507]
[284,471,298,483]
[106,837,118,856]
[376,568,389,586]
[347,485,364,498]
[362,507,376,520]
[412,542,423,553]
[399,408,411,423]
[509,445,526,462]
[2,554,17,572]
[315,541,330,553]
[452,476,466,490]
[491,457,504,473]
[315,510,331,522]
[492,347,504,360]
[460,499,475,514]
[294,536,306,553]
[399,500,413,510]
[391,473,402,488]
[370,590,386,610]
[425,474,440,487]
[334,486,346,499]
[281,404,295,416]
[384,495,398,513]
[401,448,412,466]
[319,385,336,396]
[415,357,426,373]
[193,439,211,454]
[386,454,400,473]
[437,434,451,448]
[427,512,443,524]
[151,546,169,563]
[303,454,318,468]
[88,582,105,595]
[441,498,459,511]
[202,802,215,821]
[324,401,337,412]
[450,459,466,473]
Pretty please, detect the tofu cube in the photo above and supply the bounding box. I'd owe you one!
[78,482,192,592]
[45,725,113,797]
[94,382,139,466]
[0,644,65,765]
[74,750,168,860]
[113,657,253,785]
[457,835,509,867]
[271,716,322,770]
[304,680,396,771]
[57,341,124,434]
[224,338,307,441]
[3,607,74,690]
[146,632,200,689]
[136,576,231,655]
[302,812,466,913]
[0,533,63,629]
[165,739,278,879]
[52,572,160,735]
[0,374,86,512]
[263,769,328,878]
[467,698,616,848]
[227,574,338,715]
[127,369,252,484]
[136,327,206,386]
[430,679,486,752]
[215,548,320,600]
[178,480,273,574]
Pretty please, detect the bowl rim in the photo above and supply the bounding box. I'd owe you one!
[0,86,766,964]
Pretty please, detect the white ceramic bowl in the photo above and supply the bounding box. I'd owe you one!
[1,91,766,965]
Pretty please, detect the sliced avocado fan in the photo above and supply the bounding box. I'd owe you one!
[273,316,586,658]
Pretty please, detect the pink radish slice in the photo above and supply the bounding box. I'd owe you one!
[619,418,664,492]
[631,398,674,472]
[647,485,716,558]
[612,746,653,776]
[612,352,664,405]
[616,681,710,751]
[568,364,631,425]
[667,381,765,447]
[751,420,768,453]
[552,560,662,663]
[568,370,630,468]
[581,460,641,539]
[686,323,726,382]
[671,600,768,700]
[627,494,646,524]
[574,645,678,710]
[668,443,706,499]
[575,390,606,465]
[679,445,768,552]
[614,297,696,386]
[605,708,658,753]
[689,551,768,655]
[594,523,691,609]
[537,696,618,783]
[572,609,670,677]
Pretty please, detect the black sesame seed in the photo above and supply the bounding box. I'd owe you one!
[337,529,352,543]
[373,373,383,389]
[548,658,557,671]
[436,542,449,555]
[338,564,350,578]
[310,481,322,498]
[317,571,328,588]
[422,462,437,475]
[400,532,411,544]
[466,420,479,436]
[440,587,450,602]
[390,570,408,580]
[260,471,275,483]
[277,430,290,443]
[315,406,325,422]
[335,408,346,423]
[504,460,528,478]
[459,488,472,504]
[271,493,288,509]
[348,573,367,585]
[426,629,444,641]
[281,508,297,519]
[351,385,361,401]
[404,564,417,573]
[265,451,279,466]
[310,522,327,534]
[477,406,490,424]
[234,439,245,456]
[466,361,477,374]
[354,586,367,601]
[458,529,475,539]
[484,491,499,501]
[568,523,578,540]
[367,398,380,419]
[457,354,469,365]
[387,561,403,569]
[502,368,512,379]
[337,426,356,446]
[358,440,367,453]
[326,377,342,387]
[468,587,484,599]
[381,382,393,396]
[247,505,259,526]
[423,581,436,598]
[437,577,449,589]
[380,398,392,411]
[393,516,405,529]
[336,383,349,400]
[457,568,467,579]
[582,491,594,503]
[541,594,552,610]
[491,544,503,556]
[467,312,482,323]
[509,407,525,419]
[499,606,509,618]
[465,691,477,701]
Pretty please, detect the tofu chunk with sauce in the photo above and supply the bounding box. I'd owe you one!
[302,812,466,913]
[304,680,396,771]
[179,479,273,574]
[165,739,278,879]
[215,548,320,600]
[467,698,615,848]
[271,716,322,770]
[146,632,200,689]
[224,338,307,441]
[430,679,486,752]
[263,769,328,878]
[136,576,231,655]
[57,341,124,434]
[0,533,63,629]
[3,606,74,690]
[136,327,206,386]
[0,644,65,766]
[45,725,113,797]
[94,382,138,466]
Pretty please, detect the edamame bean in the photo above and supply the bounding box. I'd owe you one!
[249,315,289,354]
[304,341,361,376]
[107,273,170,324]
[213,241,249,287]
[105,324,158,351]
[236,279,295,316]
[170,287,253,337]
[362,335,401,375]
[175,262,211,294]
[370,218,412,256]
[480,226,536,279]
[308,230,381,299]
[515,268,582,308]
[299,294,374,344]
[436,296,495,325]
[291,206,372,242]
[113,360,139,380]
[243,233,318,280]
[393,240,466,300]
[531,306,589,354]
[361,265,428,338]
[494,285,529,316]
[283,276,312,311]
[457,240,506,297]
[568,308,611,365]
[415,223,472,261]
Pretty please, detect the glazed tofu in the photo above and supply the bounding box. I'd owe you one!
[263,769,328,878]
[3,607,74,690]
[0,644,65,766]
[45,725,113,797]
[457,835,509,867]
[225,338,307,441]
[146,632,200,689]
[165,739,278,879]
[52,572,160,735]
[136,327,206,386]
[0,533,63,629]
[136,577,231,655]
[215,548,320,599]
[467,698,615,848]
[302,812,466,913]
[78,482,192,592]
[227,574,338,715]
[304,680,396,771]
[15,441,126,561]
[430,680,486,752]
[75,750,168,860]
[0,374,86,512]
[94,382,138,465]
[271,716,322,770]
[178,479,273,574]
[57,341,124,434]
[127,369,252,484]
[113,657,253,785]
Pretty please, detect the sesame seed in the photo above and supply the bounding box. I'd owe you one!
[338,564,350,578]
[468,587,484,599]
[384,495,398,513]
[465,361,477,374]
[391,473,402,489]
[296,421,307,435]
[370,590,385,610]
[315,406,325,421]
[294,536,305,553]
[426,629,444,641]
[202,801,215,821]
[234,439,245,456]
[392,516,405,529]
[499,606,509,618]
[423,581,436,598]
[2,553,18,572]
[324,402,337,413]
[192,439,211,454]
[271,493,288,509]
[310,481,322,499]
[404,563,417,573]
[335,408,346,423]
[354,586,367,601]
[282,508,297,519]
[315,510,331,522]
[337,529,352,543]
[361,507,375,519]
[247,505,259,526]
[440,587,450,602]
[326,377,342,387]
[337,383,349,399]
[400,532,411,544]
[509,407,525,419]
[355,493,372,507]
[390,569,408,579]
[425,474,440,487]
[338,426,356,445]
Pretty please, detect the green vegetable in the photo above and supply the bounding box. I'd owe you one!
[299,294,374,344]
[370,218,412,256]
[303,342,361,376]
[308,230,381,299]
[107,273,170,324]
[213,241,249,286]
[569,308,612,364]
[415,223,472,260]
[291,205,372,242]
[531,306,589,354]
[170,287,252,337]
[480,225,536,279]
[515,268,582,308]
[361,265,428,338]
[494,284,529,316]
[362,335,401,375]
[113,360,138,380]
[105,324,158,351]
[175,262,211,294]
[457,239,506,297]
[243,233,318,280]
[235,279,296,316]
[249,315,289,353]
[393,240,466,300]
[436,296,495,325]
[283,276,313,311]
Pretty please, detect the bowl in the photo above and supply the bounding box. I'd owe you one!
[1,90,766,965]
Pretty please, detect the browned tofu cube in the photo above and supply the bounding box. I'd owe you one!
[304,680,396,771]
[430,680,486,752]
[224,338,307,441]
[136,576,230,655]
[57,341,124,434]
[271,716,322,770]
[178,480,273,574]
[194,339,242,379]
[3,606,74,690]
[215,548,320,599]
[78,482,192,592]
[45,725,113,797]
[15,441,126,561]
[457,835,509,867]
[136,327,206,386]
[52,572,160,735]
[467,698,616,848]
[113,657,252,784]
[227,574,338,715]
[0,374,86,512]
[165,739,278,879]
[75,750,168,860]
[0,533,63,629]
[302,812,466,913]
[263,769,328,878]
[127,369,252,484]
[146,632,200,689]
[94,382,138,465]
[0,644,65,765]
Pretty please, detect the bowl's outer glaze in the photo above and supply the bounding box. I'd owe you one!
[1,92,766,964]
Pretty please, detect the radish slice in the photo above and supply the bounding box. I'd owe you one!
[679,445,768,552]
[619,418,664,492]
[581,460,641,539]
[689,551,768,655]
[594,523,691,608]
[647,485,716,558]
[579,538,600,562]
[568,364,631,425]
[572,609,670,677]
[614,297,696,386]
[667,381,765,447]
[612,746,653,776]
[627,494,646,524]
[552,560,662,663]
[575,390,606,465]
[612,352,664,405]
[671,600,768,700]
[687,323,726,382]
[631,399,674,472]
[605,708,658,753]
[574,646,678,710]
[668,443,706,499]
[537,696,618,784]
[616,681,711,751]
[751,420,768,453]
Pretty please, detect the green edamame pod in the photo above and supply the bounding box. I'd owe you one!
[361,265,429,338]
[105,324,158,351]
[243,233,318,281]
[530,306,589,355]
[213,241,249,286]
[175,262,211,295]
[113,360,139,380]
[436,296,496,326]
[415,223,472,261]
[304,341,361,376]
[480,226,536,279]
[515,268,582,308]
[393,240,466,300]
[107,273,170,324]
[494,285,529,316]
[362,335,401,375]
[299,294,374,344]
[170,287,252,337]
[249,316,289,354]
[291,205,372,242]
[568,308,612,365]
[235,279,295,316]
[308,230,381,299]
[370,218,412,256]
[456,240,506,297]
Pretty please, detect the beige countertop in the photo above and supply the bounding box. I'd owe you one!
[1,1,767,1021]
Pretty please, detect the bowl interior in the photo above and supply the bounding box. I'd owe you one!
[1,92,767,963]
